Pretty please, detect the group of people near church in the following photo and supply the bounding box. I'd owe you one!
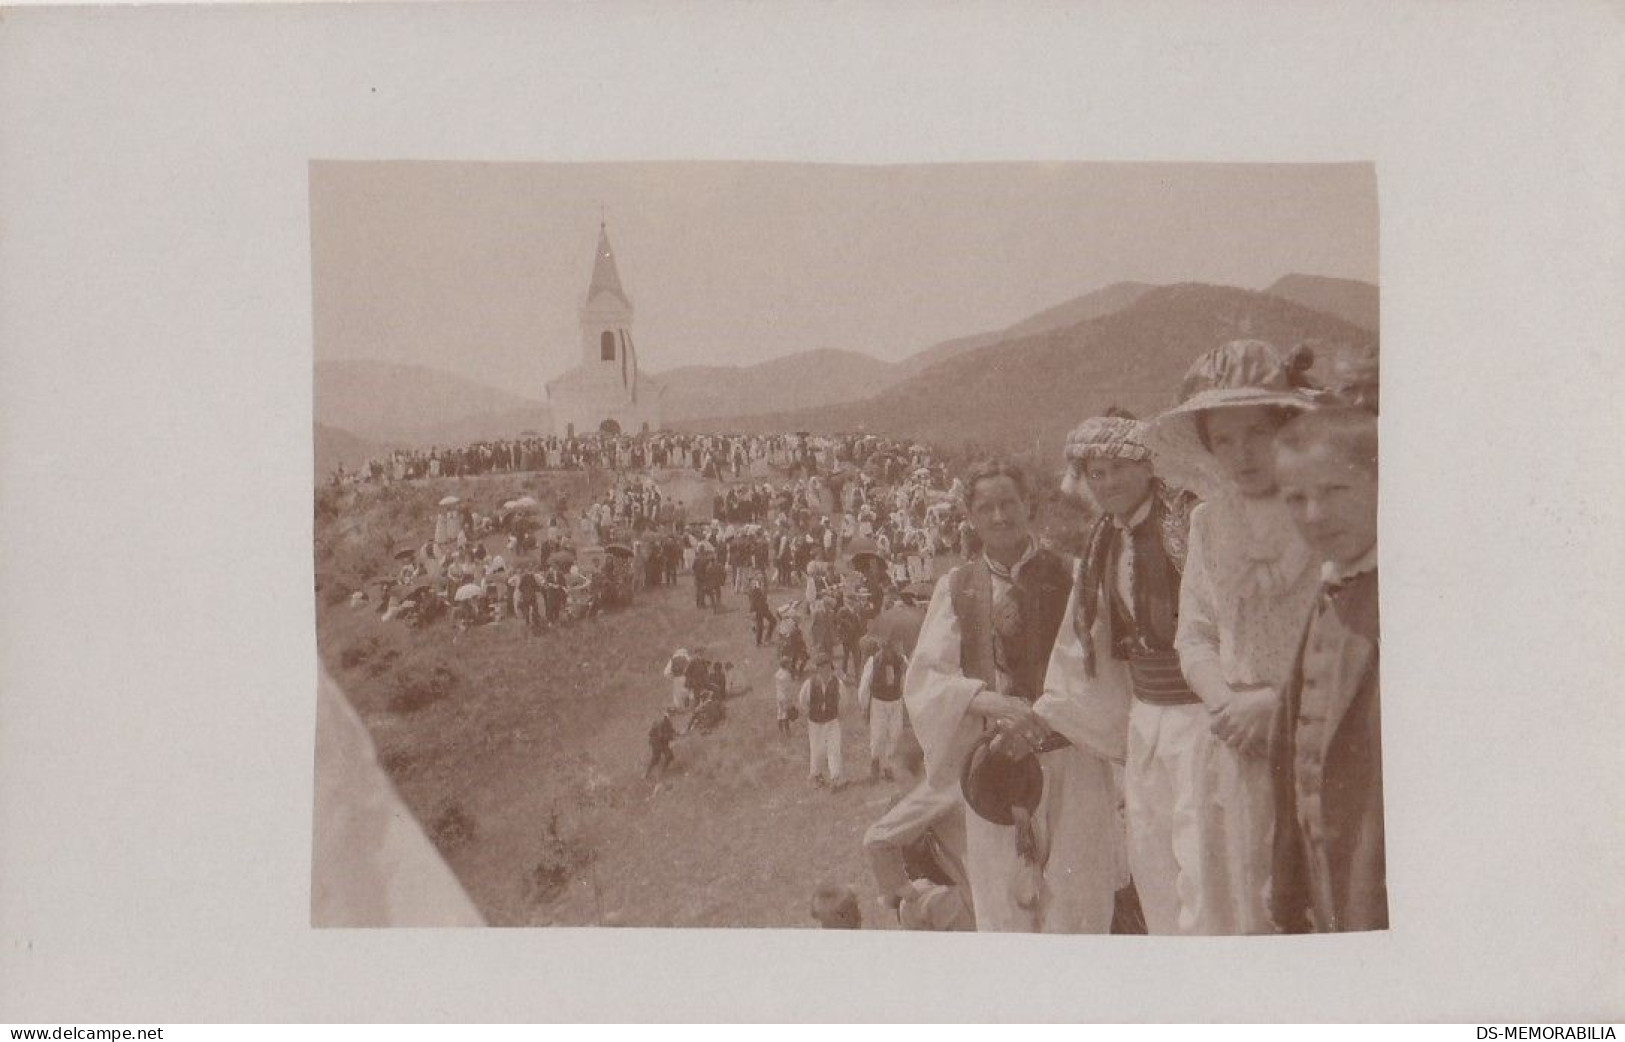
[854,339,1381,936]
[329,425,954,492]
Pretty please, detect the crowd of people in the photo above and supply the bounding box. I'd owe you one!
[332,337,1383,939]
[328,429,947,488]
[794,339,1382,936]
[339,426,966,654]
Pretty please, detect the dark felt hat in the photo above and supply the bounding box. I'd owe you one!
[959,731,1044,827]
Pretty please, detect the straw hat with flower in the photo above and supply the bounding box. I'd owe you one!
[1145,339,1315,492]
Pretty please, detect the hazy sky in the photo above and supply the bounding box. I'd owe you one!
[310,161,1377,392]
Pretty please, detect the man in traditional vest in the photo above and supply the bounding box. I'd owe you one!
[858,638,909,781]
[799,655,846,789]
[747,577,776,646]
[904,459,1119,931]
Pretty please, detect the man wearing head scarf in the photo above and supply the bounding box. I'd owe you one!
[1036,409,1193,934]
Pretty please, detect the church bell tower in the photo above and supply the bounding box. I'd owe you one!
[544,221,664,438]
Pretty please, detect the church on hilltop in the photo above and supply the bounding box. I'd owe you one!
[544,223,666,438]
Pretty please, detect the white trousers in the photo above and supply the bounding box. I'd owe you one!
[808,720,843,782]
[963,749,1121,934]
[868,699,905,763]
[1124,701,1274,935]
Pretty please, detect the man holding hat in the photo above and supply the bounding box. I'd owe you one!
[903,459,1109,931]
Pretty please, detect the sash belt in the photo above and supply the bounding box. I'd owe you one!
[1128,650,1201,706]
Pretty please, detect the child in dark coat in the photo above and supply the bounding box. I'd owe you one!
[1269,407,1385,933]
[645,711,678,779]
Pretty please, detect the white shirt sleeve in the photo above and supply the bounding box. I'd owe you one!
[857,655,877,712]
[902,572,989,791]
[1174,502,1223,691]
[1034,574,1133,763]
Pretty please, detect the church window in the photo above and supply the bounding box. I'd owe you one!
[600,331,616,361]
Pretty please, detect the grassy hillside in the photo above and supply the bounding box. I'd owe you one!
[317,471,972,927]
[315,462,1101,927]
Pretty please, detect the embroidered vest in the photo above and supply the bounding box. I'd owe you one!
[870,649,905,702]
[949,548,1073,703]
[807,676,841,723]
[1075,492,1190,669]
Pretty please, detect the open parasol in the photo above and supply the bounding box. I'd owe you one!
[844,536,887,570]
[454,583,484,602]
[438,495,461,507]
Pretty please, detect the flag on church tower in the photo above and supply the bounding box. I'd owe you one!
[624,329,639,403]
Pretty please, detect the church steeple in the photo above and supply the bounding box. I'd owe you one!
[586,221,630,309]
[547,218,663,438]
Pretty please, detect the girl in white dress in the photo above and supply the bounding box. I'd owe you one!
[1145,339,1321,934]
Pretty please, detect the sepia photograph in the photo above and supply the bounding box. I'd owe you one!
[3,0,1620,1024]
[311,160,1382,932]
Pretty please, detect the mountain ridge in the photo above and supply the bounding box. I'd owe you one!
[676,282,1378,457]
[1264,273,1378,332]
[315,275,1376,455]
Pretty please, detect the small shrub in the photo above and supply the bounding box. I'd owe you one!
[430,804,476,851]
[338,635,382,671]
[377,747,423,781]
[386,661,458,714]
[364,647,401,678]
[353,549,389,584]
[522,811,594,906]
[319,580,353,608]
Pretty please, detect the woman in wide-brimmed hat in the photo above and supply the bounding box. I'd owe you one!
[1033,407,1194,934]
[1143,339,1321,935]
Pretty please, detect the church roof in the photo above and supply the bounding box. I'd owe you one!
[586,223,630,309]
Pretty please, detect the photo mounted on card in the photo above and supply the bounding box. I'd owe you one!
[308,160,1381,933]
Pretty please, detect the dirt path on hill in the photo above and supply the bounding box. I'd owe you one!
[536,578,920,928]
[321,468,945,929]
